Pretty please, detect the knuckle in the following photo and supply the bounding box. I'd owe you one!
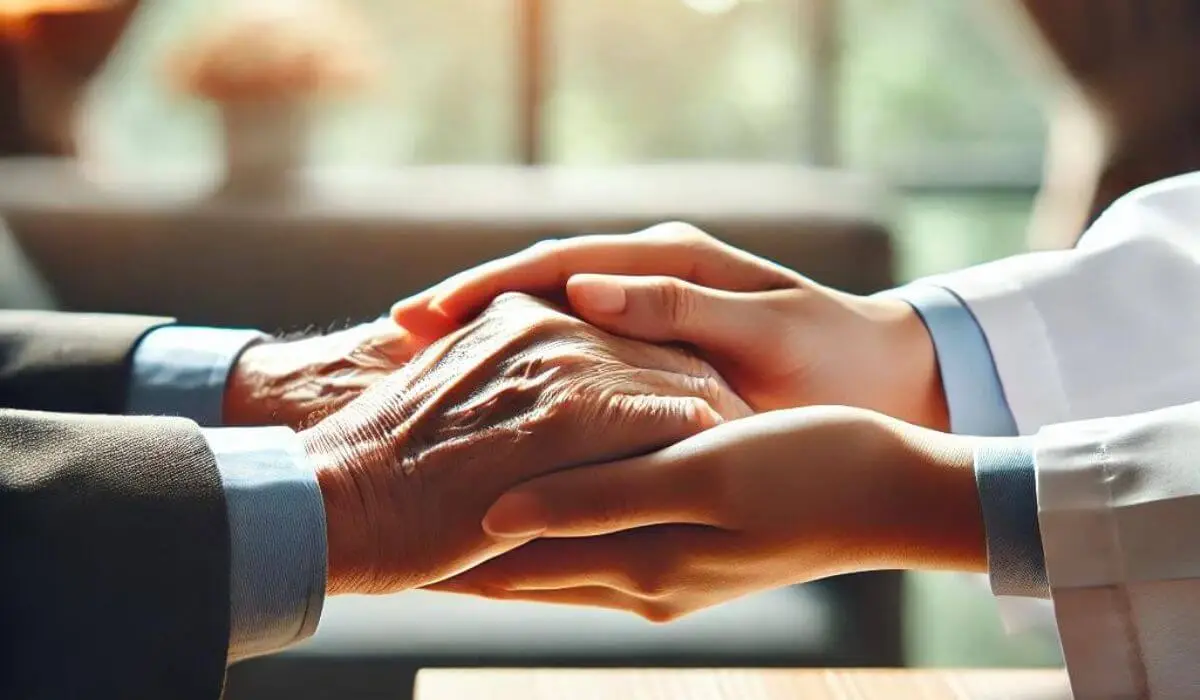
[488,295,572,333]
[650,278,696,328]
[620,393,712,434]
[477,586,516,600]
[517,238,565,268]
[637,602,684,624]
[490,290,535,312]
[643,221,710,244]
[608,392,670,427]
[674,395,717,430]
[687,374,722,405]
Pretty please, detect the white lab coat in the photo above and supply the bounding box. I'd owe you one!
[923,172,1200,698]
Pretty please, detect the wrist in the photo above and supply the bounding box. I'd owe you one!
[877,417,986,573]
[301,408,418,596]
[866,297,950,432]
[224,341,280,427]
[301,425,371,596]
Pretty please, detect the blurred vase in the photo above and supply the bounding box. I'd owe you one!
[218,98,309,199]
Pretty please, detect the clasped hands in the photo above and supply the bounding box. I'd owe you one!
[233,222,989,623]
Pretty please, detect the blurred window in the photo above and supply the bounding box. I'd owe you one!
[85,0,1049,278]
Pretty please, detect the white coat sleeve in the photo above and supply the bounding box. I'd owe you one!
[1036,401,1200,699]
[920,172,1200,434]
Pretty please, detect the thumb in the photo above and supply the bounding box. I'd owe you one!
[566,274,764,359]
[390,293,462,341]
[482,450,712,539]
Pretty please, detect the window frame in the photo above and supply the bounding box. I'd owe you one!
[513,0,1043,196]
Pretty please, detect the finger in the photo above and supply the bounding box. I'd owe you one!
[391,226,796,327]
[601,323,751,420]
[434,580,650,618]
[567,274,770,361]
[436,536,659,595]
[437,530,718,611]
[385,299,462,342]
[633,366,751,422]
[434,538,641,593]
[587,392,723,459]
[482,449,716,539]
[392,236,663,334]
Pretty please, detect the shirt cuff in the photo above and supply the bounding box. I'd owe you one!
[128,326,268,426]
[881,283,1019,436]
[204,427,327,662]
[975,436,1048,599]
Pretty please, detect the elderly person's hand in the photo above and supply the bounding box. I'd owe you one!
[301,293,750,594]
[221,319,426,431]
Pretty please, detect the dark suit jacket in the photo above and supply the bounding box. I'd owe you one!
[0,311,232,699]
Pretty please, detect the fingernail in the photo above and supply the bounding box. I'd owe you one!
[569,275,627,314]
[483,492,547,538]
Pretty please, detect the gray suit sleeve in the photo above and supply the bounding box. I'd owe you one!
[0,311,174,414]
[0,410,232,700]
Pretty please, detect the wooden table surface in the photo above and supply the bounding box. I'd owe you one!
[416,669,1072,700]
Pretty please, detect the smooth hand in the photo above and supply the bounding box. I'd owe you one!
[298,293,750,595]
[436,407,984,622]
[391,223,947,429]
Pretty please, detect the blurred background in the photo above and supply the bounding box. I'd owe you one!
[82,0,1045,281]
[7,0,1200,697]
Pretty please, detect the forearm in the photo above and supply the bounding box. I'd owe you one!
[866,416,988,575]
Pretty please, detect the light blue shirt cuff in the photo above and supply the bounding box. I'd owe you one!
[204,427,327,661]
[882,283,1018,437]
[128,326,268,426]
[975,438,1048,598]
[882,284,1044,597]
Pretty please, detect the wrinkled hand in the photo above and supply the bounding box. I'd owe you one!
[391,223,947,428]
[299,293,750,595]
[435,407,983,622]
[223,319,425,430]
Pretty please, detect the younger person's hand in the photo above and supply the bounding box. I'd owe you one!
[433,406,984,622]
[393,223,946,428]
